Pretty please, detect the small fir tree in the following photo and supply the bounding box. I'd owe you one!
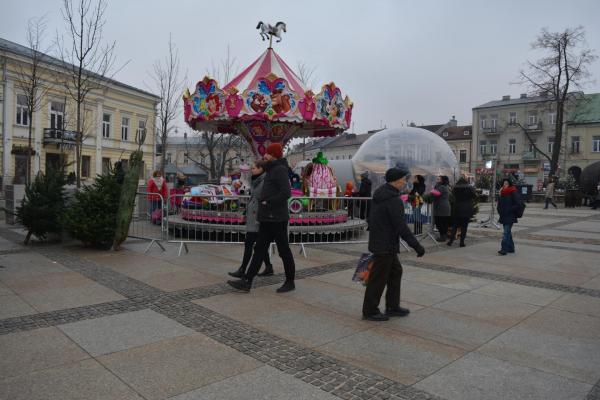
[16,169,67,244]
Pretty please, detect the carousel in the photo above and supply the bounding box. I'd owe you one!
[169,22,367,240]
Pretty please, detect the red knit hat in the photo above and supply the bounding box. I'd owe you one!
[265,142,283,159]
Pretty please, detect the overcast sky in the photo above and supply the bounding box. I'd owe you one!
[2,0,599,134]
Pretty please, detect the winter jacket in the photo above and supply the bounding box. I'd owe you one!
[357,177,372,197]
[451,182,477,218]
[368,183,424,255]
[497,185,521,224]
[148,177,168,202]
[245,173,266,232]
[258,158,292,222]
[410,182,426,196]
[433,183,451,217]
[545,182,555,199]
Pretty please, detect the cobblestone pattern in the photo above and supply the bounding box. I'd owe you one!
[0,299,147,335]
[152,299,443,400]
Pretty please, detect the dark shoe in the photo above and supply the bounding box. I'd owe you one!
[447,240,454,246]
[385,307,410,317]
[459,242,466,248]
[362,313,389,321]
[276,280,295,293]
[227,278,251,292]
[228,268,245,278]
[498,250,507,256]
[257,265,274,277]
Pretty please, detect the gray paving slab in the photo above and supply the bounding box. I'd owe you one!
[0,327,89,380]
[18,282,126,312]
[401,281,464,307]
[98,333,262,400]
[387,307,508,350]
[0,281,12,296]
[404,268,492,291]
[0,293,37,319]
[0,252,70,282]
[415,352,591,400]
[0,358,144,400]
[477,308,600,384]
[472,280,564,306]
[550,293,600,318]
[536,228,600,240]
[59,309,194,356]
[432,292,540,327]
[170,365,339,400]
[318,327,465,385]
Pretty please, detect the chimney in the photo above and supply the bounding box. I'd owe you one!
[502,95,510,101]
[520,93,527,99]
[448,115,457,127]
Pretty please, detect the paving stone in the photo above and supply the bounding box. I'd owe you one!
[415,352,592,400]
[0,293,37,319]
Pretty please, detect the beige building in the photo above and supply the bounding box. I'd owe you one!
[564,93,600,179]
[419,117,472,173]
[0,37,159,186]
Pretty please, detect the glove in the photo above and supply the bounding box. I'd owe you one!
[416,246,425,258]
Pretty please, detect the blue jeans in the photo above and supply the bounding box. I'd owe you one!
[501,223,515,252]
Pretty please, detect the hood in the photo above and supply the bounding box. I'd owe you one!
[373,183,400,204]
[251,172,265,187]
[265,157,289,171]
[500,185,518,196]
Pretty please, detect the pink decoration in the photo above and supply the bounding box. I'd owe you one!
[225,92,243,117]
[298,92,316,121]
[400,194,409,202]
[431,189,441,197]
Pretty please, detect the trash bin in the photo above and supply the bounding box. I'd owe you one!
[516,184,532,203]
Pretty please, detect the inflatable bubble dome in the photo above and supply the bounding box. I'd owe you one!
[352,127,459,190]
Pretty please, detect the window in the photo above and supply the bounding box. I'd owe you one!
[547,137,555,154]
[480,116,487,129]
[463,130,470,136]
[121,117,129,141]
[508,138,516,154]
[479,140,487,155]
[490,114,498,129]
[528,140,537,153]
[166,153,172,163]
[102,113,111,138]
[528,112,538,125]
[509,112,517,125]
[102,157,111,175]
[548,112,556,125]
[571,136,580,154]
[50,102,65,130]
[593,136,600,152]
[442,131,448,137]
[16,94,29,126]
[136,119,146,141]
[489,140,497,155]
[14,155,27,184]
[81,155,91,178]
[459,149,467,163]
[349,154,352,159]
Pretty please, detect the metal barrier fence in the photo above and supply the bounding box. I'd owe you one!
[127,192,438,256]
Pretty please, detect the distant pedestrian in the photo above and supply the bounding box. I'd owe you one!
[228,160,273,278]
[433,175,451,241]
[410,175,426,234]
[362,166,425,322]
[497,178,522,255]
[592,180,600,210]
[356,171,372,220]
[227,142,296,293]
[544,177,558,209]
[447,176,477,247]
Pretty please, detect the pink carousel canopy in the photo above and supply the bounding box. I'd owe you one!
[183,37,353,157]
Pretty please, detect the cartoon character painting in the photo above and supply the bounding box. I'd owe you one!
[250,93,268,113]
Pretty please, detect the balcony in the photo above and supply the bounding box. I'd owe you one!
[522,151,540,161]
[525,121,543,133]
[482,126,502,135]
[43,128,80,150]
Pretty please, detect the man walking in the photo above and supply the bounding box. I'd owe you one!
[228,142,296,293]
[363,167,425,321]
[544,176,558,209]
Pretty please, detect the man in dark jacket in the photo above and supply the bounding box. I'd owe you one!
[363,167,425,321]
[228,142,296,293]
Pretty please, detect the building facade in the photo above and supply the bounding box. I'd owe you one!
[1,38,159,186]
[419,117,472,173]
[565,93,600,178]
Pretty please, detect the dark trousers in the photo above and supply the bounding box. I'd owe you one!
[435,216,450,238]
[362,254,403,316]
[449,217,470,243]
[240,231,272,272]
[245,221,295,283]
[501,223,515,252]
[544,198,557,209]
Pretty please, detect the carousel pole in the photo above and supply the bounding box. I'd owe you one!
[269,33,273,49]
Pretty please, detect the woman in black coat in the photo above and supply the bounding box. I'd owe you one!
[447,177,477,247]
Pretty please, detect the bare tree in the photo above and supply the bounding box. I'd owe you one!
[149,34,186,176]
[519,26,597,177]
[55,0,119,187]
[296,61,317,90]
[14,16,53,185]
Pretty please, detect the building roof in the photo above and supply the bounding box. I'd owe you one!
[0,37,160,100]
[166,136,205,145]
[299,130,382,153]
[419,124,445,133]
[473,94,553,110]
[438,125,472,141]
[568,93,600,124]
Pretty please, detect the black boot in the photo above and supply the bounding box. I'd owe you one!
[227,278,251,292]
[459,241,466,247]
[276,280,295,293]
[228,267,245,278]
[447,238,454,246]
[257,264,274,277]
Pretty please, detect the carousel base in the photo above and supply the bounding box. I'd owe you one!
[168,214,368,242]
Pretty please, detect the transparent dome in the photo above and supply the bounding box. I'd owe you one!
[352,127,459,190]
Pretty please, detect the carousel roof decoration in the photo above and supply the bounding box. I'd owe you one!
[183,22,353,156]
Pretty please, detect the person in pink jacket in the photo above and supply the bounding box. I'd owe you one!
[148,170,168,216]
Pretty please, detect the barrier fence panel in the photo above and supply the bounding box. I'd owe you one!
[128,192,166,253]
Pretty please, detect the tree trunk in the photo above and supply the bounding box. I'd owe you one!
[112,150,143,250]
[27,121,33,185]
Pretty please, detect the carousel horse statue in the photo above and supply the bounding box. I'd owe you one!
[256,21,287,42]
